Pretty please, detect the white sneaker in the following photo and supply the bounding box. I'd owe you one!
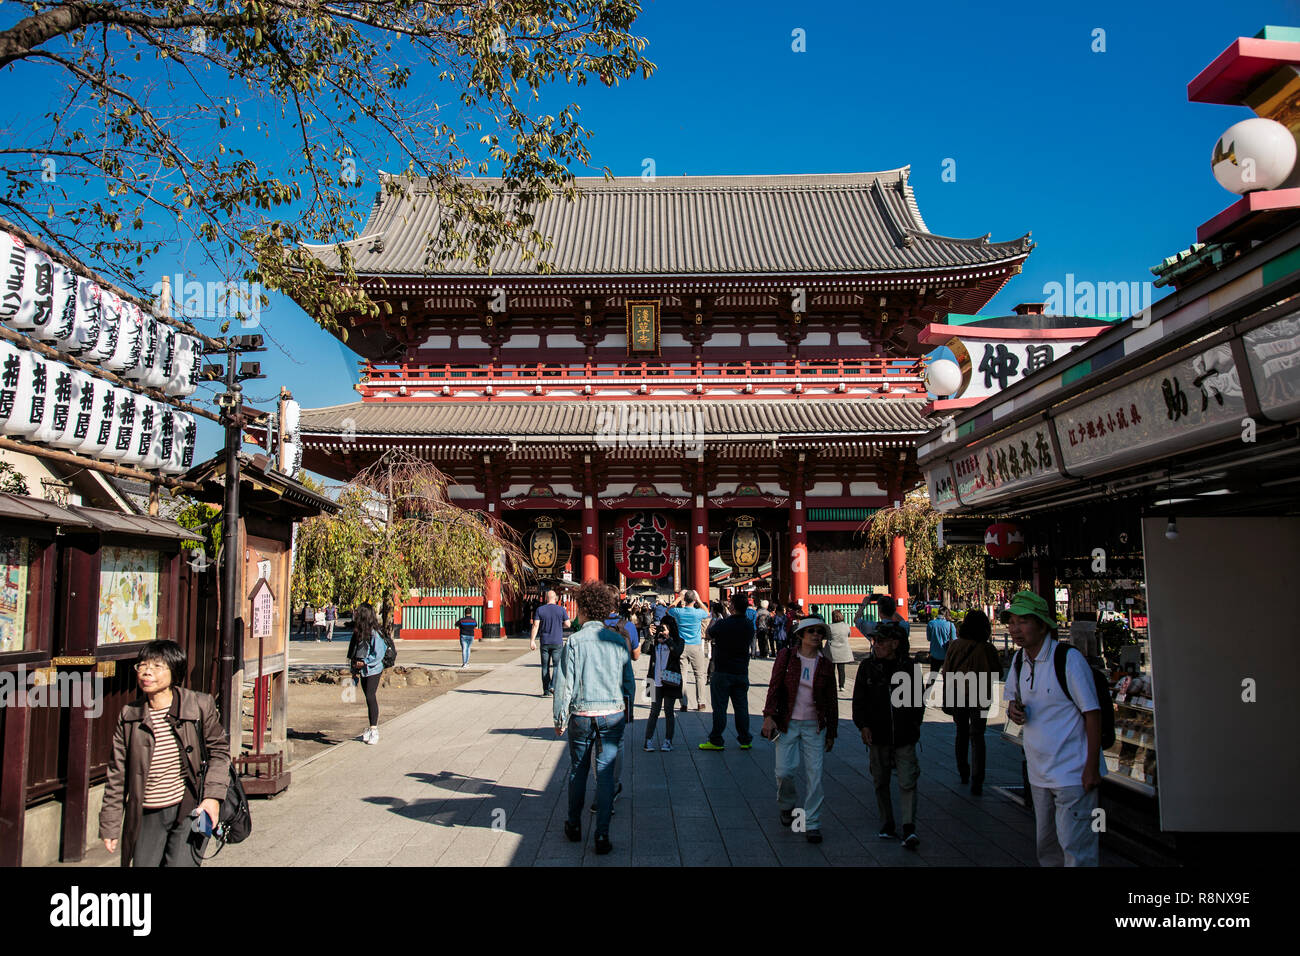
[366,727,379,745]
[361,728,373,744]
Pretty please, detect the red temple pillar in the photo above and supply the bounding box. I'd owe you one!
[789,461,808,610]
[581,494,599,582]
[887,477,909,620]
[691,493,710,600]
[484,467,501,639]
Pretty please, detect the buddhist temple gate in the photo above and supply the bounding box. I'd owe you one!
[285,170,1033,636]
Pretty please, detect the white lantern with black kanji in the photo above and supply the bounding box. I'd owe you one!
[34,261,78,347]
[138,398,166,470]
[40,361,77,445]
[152,404,177,472]
[75,376,117,457]
[8,244,56,334]
[0,340,28,434]
[85,288,122,363]
[64,277,104,357]
[165,411,197,473]
[7,350,58,439]
[103,297,144,372]
[166,333,200,396]
[0,232,28,325]
[51,368,93,449]
[123,312,160,384]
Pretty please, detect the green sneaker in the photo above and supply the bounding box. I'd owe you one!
[698,741,725,751]
[739,742,753,750]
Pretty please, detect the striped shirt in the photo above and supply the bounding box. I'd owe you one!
[142,706,186,809]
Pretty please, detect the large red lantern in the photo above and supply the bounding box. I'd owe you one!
[984,521,1025,560]
[614,511,672,580]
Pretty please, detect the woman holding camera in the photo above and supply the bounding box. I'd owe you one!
[99,639,230,867]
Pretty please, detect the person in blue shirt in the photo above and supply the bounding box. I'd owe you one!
[744,598,759,656]
[925,607,956,687]
[456,607,478,668]
[530,590,571,697]
[668,590,710,711]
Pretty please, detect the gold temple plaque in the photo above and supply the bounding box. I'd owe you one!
[625,299,661,356]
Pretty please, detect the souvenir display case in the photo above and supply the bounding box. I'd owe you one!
[1106,669,1157,794]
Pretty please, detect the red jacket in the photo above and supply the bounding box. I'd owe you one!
[762,647,838,739]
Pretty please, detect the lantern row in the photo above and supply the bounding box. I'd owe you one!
[1,231,202,398]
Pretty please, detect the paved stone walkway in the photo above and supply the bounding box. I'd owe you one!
[211,643,1129,867]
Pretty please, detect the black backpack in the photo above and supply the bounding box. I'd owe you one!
[194,733,252,860]
[381,629,397,669]
[1012,640,1115,749]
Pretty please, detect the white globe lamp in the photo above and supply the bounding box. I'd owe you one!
[1212,118,1297,194]
[925,357,962,397]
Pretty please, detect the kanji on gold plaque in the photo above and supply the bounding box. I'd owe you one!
[625,299,660,356]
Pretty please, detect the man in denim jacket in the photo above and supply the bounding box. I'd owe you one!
[554,581,636,855]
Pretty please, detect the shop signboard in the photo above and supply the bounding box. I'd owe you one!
[952,421,1063,507]
[1055,342,1247,477]
[1241,308,1300,423]
[924,462,959,512]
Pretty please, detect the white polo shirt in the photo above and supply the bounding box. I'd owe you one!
[1003,637,1106,789]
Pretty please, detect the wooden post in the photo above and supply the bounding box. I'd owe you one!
[691,493,709,601]
[0,702,31,866]
[789,458,808,610]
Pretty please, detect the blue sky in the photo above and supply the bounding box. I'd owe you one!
[7,1,1295,465]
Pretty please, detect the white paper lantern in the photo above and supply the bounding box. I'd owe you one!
[0,340,29,434]
[52,368,93,449]
[65,277,104,357]
[7,350,58,439]
[86,289,122,363]
[166,333,200,396]
[75,376,117,457]
[281,399,300,435]
[0,232,28,325]
[35,261,78,346]
[1212,117,1298,194]
[125,314,166,386]
[135,398,163,468]
[10,245,56,334]
[38,361,76,444]
[152,405,177,471]
[166,411,197,473]
[103,298,144,372]
[280,438,301,477]
[152,325,177,390]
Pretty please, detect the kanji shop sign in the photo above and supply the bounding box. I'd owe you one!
[930,329,1098,401]
[614,511,672,580]
[1241,308,1300,423]
[952,421,1064,507]
[925,462,959,512]
[1055,342,1247,477]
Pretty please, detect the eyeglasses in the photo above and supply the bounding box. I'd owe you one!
[134,661,167,674]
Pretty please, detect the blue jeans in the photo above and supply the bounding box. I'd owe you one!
[460,637,473,665]
[539,643,561,693]
[708,672,752,746]
[775,719,826,831]
[566,712,626,837]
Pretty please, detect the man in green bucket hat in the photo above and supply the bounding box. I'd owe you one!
[1002,590,1104,866]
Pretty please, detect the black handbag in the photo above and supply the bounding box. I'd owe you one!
[194,726,252,859]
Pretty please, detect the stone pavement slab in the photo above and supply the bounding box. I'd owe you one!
[210,644,1131,867]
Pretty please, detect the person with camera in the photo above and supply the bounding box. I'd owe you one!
[1003,591,1103,867]
[99,640,230,867]
[668,589,710,711]
[641,614,685,750]
[761,615,838,844]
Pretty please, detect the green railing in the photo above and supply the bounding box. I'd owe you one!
[402,605,483,631]
[807,508,880,522]
[412,587,482,598]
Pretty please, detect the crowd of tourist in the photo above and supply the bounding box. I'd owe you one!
[541,583,1105,865]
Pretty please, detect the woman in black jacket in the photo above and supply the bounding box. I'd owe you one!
[852,621,925,849]
[940,610,1002,795]
[642,615,685,751]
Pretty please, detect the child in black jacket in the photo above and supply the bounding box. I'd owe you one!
[852,621,926,849]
